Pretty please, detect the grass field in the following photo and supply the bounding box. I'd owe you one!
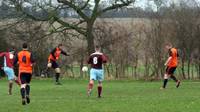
[0,79,200,112]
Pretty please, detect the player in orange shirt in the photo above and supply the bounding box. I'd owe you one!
[47,44,69,85]
[14,43,35,105]
[161,43,180,89]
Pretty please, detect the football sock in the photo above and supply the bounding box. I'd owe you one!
[25,85,30,96]
[9,83,13,95]
[163,79,168,88]
[88,83,93,91]
[98,86,102,97]
[171,75,178,82]
[55,73,60,82]
[26,85,31,104]
[20,88,26,99]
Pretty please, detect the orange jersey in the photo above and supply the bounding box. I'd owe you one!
[167,48,178,67]
[48,47,67,62]
[16,50,34,74]
[48,47,61,61]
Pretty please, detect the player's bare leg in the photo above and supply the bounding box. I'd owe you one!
[14,76,20,86]
[97,81,102,98]
[170,75,180,88]
[87,80,94,97]
[8,77,20,95]
[8,80,13,95]
[20,84,26,105]
[45,63,52,77]
[176,80,181,88]
[161,74,169,89]
[55,68,61,85]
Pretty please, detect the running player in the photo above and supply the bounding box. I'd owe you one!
[87,46,107,98]
[47,44,69,85]
[0,49,19,95]
[14,43,35,105]
[161,43,180,89]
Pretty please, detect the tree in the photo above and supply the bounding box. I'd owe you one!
[8,0,135,54]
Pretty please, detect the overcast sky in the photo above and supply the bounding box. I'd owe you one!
[51,0,184,9]
[1,0,199,11]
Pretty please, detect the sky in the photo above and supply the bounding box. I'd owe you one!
[134,0,180,10]
[1,0,200,11]
[51,0,180,10]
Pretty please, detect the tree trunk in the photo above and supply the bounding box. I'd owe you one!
[105,64,110,78]
[134,55,138,79]
[187,58,191,80]
[115,65,119,79]
[181,58,186,79]
[199,62,200,79]
[80,42,84,78]
[191,62,194,79]
[198,56,200,79]
[80,60,83,78]
[86,22,95,54]
[144,56,150,78]
[110,63,114,77]
[70,64,75,78]
[131,66,134,78]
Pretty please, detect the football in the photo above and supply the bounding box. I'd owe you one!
[82,66,88,72]
[41,74,45,78]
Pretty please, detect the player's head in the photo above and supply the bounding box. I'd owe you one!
[9,48,15,54]
[165,43,172,50]
[22,43,28,50]
[95,45,100,52]
[58,43,63,49]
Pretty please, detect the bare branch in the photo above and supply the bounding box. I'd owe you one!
[57,0,89,20]
[0,17,25,31]
[53,16,87,36]
[91,0,101,21]
[81,0,90,10]
[99,0,134,15]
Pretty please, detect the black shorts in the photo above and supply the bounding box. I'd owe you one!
[50,60,59,69]
[166,67,177,75]
[20,73,32,84]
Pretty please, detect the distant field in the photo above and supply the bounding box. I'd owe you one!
[0,79,199,112]
[65,65,199,79]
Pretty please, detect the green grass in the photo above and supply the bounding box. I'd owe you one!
[0,79,200,112]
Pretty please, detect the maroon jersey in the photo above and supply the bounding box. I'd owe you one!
[0,52,14,68]
[88,52,107,69]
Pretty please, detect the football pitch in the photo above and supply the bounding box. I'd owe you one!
[0,79,199,112]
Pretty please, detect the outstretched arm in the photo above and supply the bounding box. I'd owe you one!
[165,49,173,66]
[164,57,172,66]
[0,52,5,57]
[61,49,69,56]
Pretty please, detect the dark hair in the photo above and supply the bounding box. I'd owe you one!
[22,43,28,49]
[95,45,100,49]
[9,48,15,52]
[58,44,63,47]
[165,42,172,46]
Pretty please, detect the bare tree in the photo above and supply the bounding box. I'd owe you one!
[8,0,135,54]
